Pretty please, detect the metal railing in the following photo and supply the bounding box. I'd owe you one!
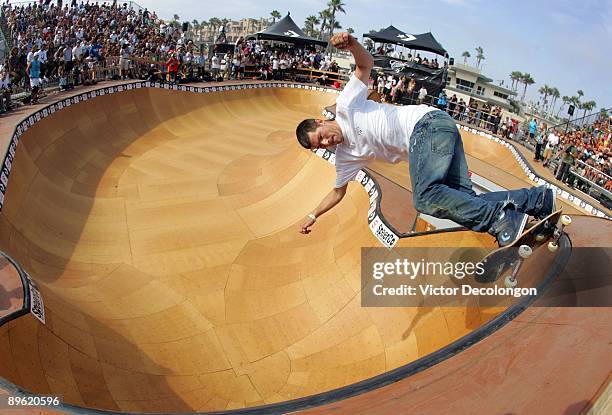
[547,106,611,134]
[568,162,612,208]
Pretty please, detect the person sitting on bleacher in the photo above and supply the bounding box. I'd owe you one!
[0,66,13,114]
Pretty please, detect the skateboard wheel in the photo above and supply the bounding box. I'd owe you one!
[548,241,558,252]
[505,275,518,288]
[518,245,532,259]
[561,215,572,226]
[535,234,545,242]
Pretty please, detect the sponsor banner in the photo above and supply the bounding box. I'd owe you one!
[26,276,45,324]
[369,188,378,203]
[356,170,366,183]
[368,215,399,249]
[368,203,377,221]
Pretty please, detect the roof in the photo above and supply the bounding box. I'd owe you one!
[364,25,447,56]
[247,13,327,47]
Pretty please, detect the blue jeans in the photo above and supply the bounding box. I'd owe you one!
[408,110,545,232]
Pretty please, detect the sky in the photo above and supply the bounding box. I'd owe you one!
[138,0,611,110]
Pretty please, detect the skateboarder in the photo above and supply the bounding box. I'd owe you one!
[295,32,555,246]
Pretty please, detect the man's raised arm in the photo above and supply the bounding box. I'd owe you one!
[330,32,373,86]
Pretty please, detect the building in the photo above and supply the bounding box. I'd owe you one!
[445,63,517,115]
[196,18,271,44]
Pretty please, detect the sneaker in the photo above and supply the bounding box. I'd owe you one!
[536,187,556,220]
[489,206,529,247]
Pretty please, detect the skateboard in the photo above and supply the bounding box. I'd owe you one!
[475,210,571,285]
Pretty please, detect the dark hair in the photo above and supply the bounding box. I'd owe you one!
[296,119,317,149]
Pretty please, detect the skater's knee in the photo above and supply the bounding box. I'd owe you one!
[414,197,439,216]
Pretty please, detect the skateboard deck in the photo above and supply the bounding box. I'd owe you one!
[475,210,564,283]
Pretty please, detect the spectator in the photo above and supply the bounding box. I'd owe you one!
[436,90,447,110]
[543,129,560,167]
[533,127,545,162]
[27,52,42,104]
[417,85,428,104]
[0,66,12,113]
[528,118,539,155]
[165,53,179,84]
[556,142,578,183]
[211,54,221,80]
[119,43,131,80]
[376,72,385,95]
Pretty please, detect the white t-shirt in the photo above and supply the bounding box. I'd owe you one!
[333,76,435,188]
[546,133,559,149]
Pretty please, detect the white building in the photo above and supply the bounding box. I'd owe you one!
[445,63,517,114]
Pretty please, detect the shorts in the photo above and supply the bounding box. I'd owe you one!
[529,132,535,139]
[543,147,555,159]
[119,58,130,70]
[30,77,42,88]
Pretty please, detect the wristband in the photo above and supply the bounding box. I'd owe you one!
[308,213,317,221]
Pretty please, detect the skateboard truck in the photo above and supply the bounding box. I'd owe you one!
[504,245,532,288]
[547,215,572,252]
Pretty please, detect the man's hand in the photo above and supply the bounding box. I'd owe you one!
[330,32,355,50]
[299,216,316,234]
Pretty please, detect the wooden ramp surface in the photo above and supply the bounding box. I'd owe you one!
[0,86,543,413]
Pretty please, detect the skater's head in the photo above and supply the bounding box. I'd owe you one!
[296,118,344,149]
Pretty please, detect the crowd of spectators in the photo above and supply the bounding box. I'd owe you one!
[0,0,345,114]
[537,117,612,198]
[373,44,441,69]
[205,40,340,84]
[444,94,507,134]
[1,0,164,111]
[371,72,509,135]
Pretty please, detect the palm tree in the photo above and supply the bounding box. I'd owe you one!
[538,85,552,111]
[549,87,560,116]
[318,9,331,40]
[509,71,522,91]
[327,0,346,43]
[208,17,221,40]
[577,90,584,100]
[304,15,320,37]
[520,73,534,101]
[475,46,484,68]
[462,51,470,64]
[346,27,354,35]
[173,14,180,21]
[270,10,281,24]
[599,108,609,120]
[582,100,597,118]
